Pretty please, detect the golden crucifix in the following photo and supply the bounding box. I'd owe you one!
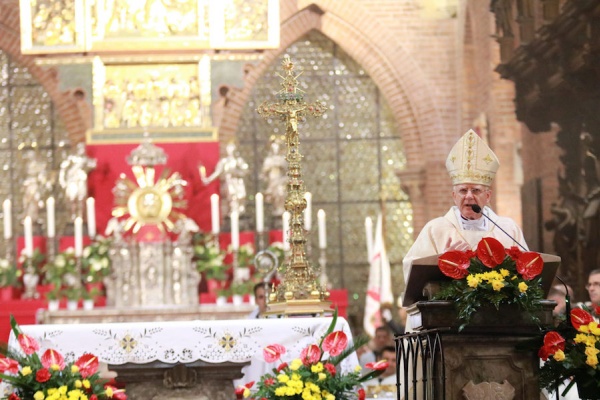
[257,56,331,316]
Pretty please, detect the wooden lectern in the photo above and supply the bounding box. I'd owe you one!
[399,252,560,399]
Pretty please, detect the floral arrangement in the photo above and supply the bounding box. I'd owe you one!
[192,232,226,281]
[81,238,112,284]
[0,258,19,288]
[0,316,126,400]
[42,248,78,288]
[243,312,388,400]
[538,307,600,397]
[17,248,46,275]
[433,237,545,330]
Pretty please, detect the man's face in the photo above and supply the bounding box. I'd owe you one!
[255,286,267,313]
[451,184,491,220]
[380,350,396,377]
[374,329,391,349]
[587,273,600,305]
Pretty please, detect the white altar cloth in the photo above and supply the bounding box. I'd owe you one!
[6,317,358,385]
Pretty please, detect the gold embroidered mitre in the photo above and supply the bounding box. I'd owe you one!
[445,129,499,186]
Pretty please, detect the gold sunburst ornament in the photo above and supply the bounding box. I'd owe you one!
[112,138,188,235]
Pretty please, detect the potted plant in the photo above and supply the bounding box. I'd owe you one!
[81,237,112,285]
[62,286,82,311]
[44,280,62,311]
[0,257,20,301]
[82,286,101,310]
[192,232,226,291]
[538,306,600,398]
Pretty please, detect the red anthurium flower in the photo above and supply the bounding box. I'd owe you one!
[506,246,523,260]
[35,368,51,383]
[438,250,471,279]
[322,331,348,356]
[8,393,21,400]
[571,308,594,330]
[104,385,127,400]
[75,353,99,378]
[41,349,65,370]
[263,344,286,363]
[538,331,565,361]
[515,252,544,280]
[0,356,20,374]
[324,362,336,376]
[476,237,506,268]
[365,359,389,371]
[264,377,275,386]
[90,396,98,400]
[276,362,288,372]
[300,344,321,366]
[358,387,366,400]
[234,381,253,397]
[17,333,39,355]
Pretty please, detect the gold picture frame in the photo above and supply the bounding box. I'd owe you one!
[89,56,216,144]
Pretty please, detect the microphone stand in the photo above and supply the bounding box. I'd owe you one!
[470,205,527,251]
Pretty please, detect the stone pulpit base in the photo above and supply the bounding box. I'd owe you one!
[404,300,555,400]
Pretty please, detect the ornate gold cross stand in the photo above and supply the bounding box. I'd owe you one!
[257,57,331,316]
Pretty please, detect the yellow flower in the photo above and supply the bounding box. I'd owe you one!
[318,372,327,381]
[21,366,32,376]
[82,379,91,389]
[105,387,113,397]
[467,274,480,288]
[275,387,287,396]
[518,282,528,293]
[71,364,80,374]
[290,359,303,371]
[588,322,600,336]
[553,349,565,361]
[354,364,362,372]
[291,373,302,381]
[52,364,62,371]
[277,373,290,383]
[59,386,68,394]
[243,388,250,398]
[34,391,45,400]
[311,362,324,373]
[75,380,82,388]
[499,269,509,277]
[491,280,505,291]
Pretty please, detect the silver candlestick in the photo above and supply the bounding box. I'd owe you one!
[318,247,330,290]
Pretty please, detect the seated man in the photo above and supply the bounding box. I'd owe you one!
[364,346,397,399]
[359,326,393,368]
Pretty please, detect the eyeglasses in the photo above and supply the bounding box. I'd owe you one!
[586,282,600,289]
[455,188,488,197]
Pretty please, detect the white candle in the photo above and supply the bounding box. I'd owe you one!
[318,209,326,249]
[255,192,264,233]
[3,199,11,239]
[46,197,55,238]
[74,217,83,257]
[210,194,220,234]
[86,197,96,238]
[282,211,291,251]
[304,192,312,231]
[365,216,373,261]
[231,211,239,250]
[24,216,33,257]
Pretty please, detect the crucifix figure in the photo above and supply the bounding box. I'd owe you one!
[256,56,329,315]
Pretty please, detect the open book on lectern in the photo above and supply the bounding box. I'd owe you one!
[402,253,561,307]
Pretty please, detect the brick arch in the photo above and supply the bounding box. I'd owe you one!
[218,1,445,228]
[0,2,87,144]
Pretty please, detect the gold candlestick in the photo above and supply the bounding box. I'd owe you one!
[257,57,331,316]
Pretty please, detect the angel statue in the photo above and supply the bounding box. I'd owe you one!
[199,141,249,216]
[59,142,97,219]
[21,150,54,223]
[261,135,287,217]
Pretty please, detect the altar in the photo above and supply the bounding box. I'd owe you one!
[4,317,358,400]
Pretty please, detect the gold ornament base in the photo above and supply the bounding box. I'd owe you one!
[264,298,333,317]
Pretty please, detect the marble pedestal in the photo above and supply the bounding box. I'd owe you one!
[111,360,249,400]
[405,300,555,400]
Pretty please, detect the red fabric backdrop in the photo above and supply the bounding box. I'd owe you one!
[86,141,220,236]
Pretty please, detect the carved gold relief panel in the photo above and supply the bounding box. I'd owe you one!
[19,0,279,54]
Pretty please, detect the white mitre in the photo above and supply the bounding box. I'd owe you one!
[445,129,500,186]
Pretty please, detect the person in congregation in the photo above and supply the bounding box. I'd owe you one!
[247,282,269,319]
[546,282,574,325]
[402,129,528,306]
[363,345,397,399]
[358,325,394,368]
[576,269,600,320]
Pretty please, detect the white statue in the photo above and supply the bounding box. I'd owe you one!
[261,135,287,217]
[21,150,53,223]
[59,142,97,219]
[200,141,249,216]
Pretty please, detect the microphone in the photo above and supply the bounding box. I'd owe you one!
[554,275,572,324]
[470,204,527,251]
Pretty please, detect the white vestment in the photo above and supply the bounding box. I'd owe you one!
[402,206,528,287]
